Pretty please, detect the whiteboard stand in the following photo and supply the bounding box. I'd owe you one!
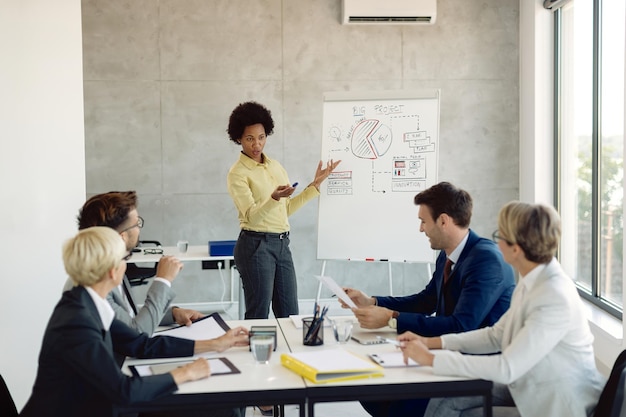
[315,260,435,305]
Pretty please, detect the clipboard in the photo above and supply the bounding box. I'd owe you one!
[153,312,230,340]
[129,357,240,377]
[369,351,419,368]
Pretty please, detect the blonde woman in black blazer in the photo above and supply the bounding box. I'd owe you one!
[21,227,249,417]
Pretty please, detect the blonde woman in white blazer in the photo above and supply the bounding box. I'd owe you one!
[398,201,605,417]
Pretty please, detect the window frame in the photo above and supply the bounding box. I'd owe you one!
[553,0,623,320]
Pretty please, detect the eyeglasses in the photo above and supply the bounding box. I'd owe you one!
[122,252,133,261]
[492,230,513,245]
[119,216,144,234]
[143,248,163,255]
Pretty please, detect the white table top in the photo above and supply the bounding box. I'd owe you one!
[120,318,492,417]
[276,317,475,387]
[128,245,234,263]
[124,319,305,395]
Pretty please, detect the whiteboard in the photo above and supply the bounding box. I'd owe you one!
[317,90,440,262]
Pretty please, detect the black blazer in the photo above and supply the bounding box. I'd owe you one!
[376,229,516,336]
[20,286,194,417]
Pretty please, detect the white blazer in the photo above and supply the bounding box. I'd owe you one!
[434,258,605,417]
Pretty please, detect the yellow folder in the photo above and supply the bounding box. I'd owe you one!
[281,349,384,384]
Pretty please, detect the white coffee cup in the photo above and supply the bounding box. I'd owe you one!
[176,240,188,253]
[250,335,274,364]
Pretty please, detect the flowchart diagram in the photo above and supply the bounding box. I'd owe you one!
[317,90,440,262]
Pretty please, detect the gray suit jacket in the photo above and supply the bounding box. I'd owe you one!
[435,258,605,417]
[63,275,176,335]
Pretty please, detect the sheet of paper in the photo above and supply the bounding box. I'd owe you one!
[315,275,357,309]
[154,314,227,340]
[369,351,419,368]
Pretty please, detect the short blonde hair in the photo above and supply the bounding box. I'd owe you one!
[498,201,561,264]
[63,227,126,286]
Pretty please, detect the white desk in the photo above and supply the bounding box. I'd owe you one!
[119,319,306,417]
[277,317,493,417]
[128,245,244,319]
[118,317,493,417]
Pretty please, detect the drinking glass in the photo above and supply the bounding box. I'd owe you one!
[331,318,353,344]
[250,335,274,364]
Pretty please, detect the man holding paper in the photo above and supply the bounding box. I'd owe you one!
[340,182,515,417]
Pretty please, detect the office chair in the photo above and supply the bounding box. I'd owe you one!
[0,374,18,417]
[126,240,161,287]
[594,349,626,417]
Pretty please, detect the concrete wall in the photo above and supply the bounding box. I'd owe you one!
[82,0,520,309]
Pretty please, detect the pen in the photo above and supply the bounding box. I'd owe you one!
[292,182,298,187]
[376,336,402,346]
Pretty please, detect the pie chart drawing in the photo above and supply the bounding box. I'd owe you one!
[351,119,393,159]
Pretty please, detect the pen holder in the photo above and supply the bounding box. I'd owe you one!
[302,316,324,346]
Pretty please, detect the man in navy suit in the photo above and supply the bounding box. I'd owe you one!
[343,182,516,417]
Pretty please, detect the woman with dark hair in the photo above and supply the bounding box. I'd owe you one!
[397,201,605,417]
[227,101,340,322]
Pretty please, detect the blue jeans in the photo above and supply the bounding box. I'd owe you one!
[234,230,299,319]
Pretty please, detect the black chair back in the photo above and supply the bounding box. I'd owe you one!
[595,350,626,417]
[126,240,162,287]
[0,374,18,417]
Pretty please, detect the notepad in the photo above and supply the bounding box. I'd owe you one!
[369,351,419,368]
[153,312,230,340]
[129,357,240,377]
[281,349,383,384]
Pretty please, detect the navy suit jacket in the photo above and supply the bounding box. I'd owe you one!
[20,286,195,417]
[376,230,515,336]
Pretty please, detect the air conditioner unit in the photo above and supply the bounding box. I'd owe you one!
[342,0,437,25]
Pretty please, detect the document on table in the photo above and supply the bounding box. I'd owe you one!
[315,275,357,309]
[129,357,240,377]
[153,312,229,340]
[369,351,419,368]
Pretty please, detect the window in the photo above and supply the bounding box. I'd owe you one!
[554,0,625,317]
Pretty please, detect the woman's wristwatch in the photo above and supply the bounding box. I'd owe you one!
[388,310,399,329]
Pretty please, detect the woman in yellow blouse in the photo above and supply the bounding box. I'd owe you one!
[227,101,340,321]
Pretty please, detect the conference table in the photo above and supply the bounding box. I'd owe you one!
[277,317,493,417]
[118,319,307,417]
[116,317,493,417]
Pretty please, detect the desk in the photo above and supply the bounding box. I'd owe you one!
[119,319,306,417]
[118,317,493,417]
[128,245,245,319]
[277,317,493,417]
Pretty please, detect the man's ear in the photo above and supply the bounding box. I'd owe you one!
[119,230,129,246]
[438,213,450,226]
